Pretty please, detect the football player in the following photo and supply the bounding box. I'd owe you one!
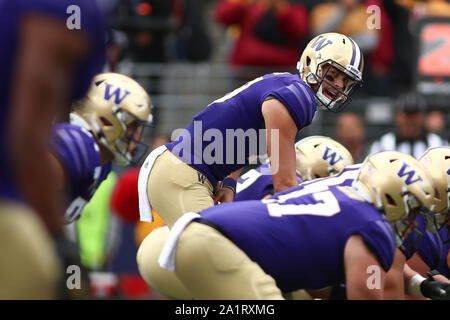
[137,136,354,299]
[138,32,364,230]
[403,147,450,299]
[158,151,434,299]
[49,73,153,224]
[0,0,105,299]
[235,135,354,201]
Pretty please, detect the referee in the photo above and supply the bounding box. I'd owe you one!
[368,92,448,159]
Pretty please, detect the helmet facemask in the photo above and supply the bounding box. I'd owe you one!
[109,108,153,167]
[307,60,362,113]
[73,73,154,167]
[393,209,424,253]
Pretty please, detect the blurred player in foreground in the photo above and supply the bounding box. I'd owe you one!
[158,151,434,299]
[0,0,105,299]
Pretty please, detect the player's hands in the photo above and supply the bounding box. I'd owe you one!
[431,274,450,284]
[214,187,235,204]
[420,279,450,300]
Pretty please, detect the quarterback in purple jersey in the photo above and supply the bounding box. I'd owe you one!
[159,151,435,299]
[137,32,364,230]
[49,73,153,224]
[0,0,105,299]
[235,136,354,201]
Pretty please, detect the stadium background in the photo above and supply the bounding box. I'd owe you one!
[72,0,450,299]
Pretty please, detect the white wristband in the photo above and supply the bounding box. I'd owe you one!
[407,274,426,297]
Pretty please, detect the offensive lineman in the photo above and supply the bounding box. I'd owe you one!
[137,136,354,299]
[159,151,435,299]
[384,147,450,300]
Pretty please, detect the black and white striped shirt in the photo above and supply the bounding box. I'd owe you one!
[368,132,449,159]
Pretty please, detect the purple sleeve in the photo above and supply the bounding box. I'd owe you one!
[235,174,274,201]
[356,220,397,272]
[417,231,445,270]
[50,123,102,201]
[265,82,317,130]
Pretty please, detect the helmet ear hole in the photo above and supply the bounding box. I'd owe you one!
[385,193,396,206]
[434,188,440,199]
[100,117,113,126]
[306,56,311,66]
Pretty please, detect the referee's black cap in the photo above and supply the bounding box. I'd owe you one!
[395,92,427,113]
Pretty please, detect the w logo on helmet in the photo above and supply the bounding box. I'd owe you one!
[310,35,333,51]
[104,83,131,104]
[397,163,423,185]
[322,146,343,165]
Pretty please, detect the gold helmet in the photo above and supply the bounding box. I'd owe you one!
[72,73,153,166]
[418,147,450,231]
[297,32,364,112]
[354,151,435,223]
[295,136,354,181]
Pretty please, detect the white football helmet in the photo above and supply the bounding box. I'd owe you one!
[295,136,354,181]
[354,151,434,223]
[72,73,153,166]
[297,32,364,112]
[418,146,450,233]
[354,151,435,248]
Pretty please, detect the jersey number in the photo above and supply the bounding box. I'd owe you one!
[208,73,289,106]
[236,169,263,193]
[263,186,341,218]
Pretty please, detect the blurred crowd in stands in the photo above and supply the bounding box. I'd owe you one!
[100,0,450,96]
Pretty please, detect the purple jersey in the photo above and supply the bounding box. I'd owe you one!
[235,163,304,201]
[0,0,105,201]
[200,171,395,292]
[50,123,111,223]
[415,218,450,278]
[166,73,316,187]
[273,164,361,198]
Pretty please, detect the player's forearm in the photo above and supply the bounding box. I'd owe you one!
[383,249,406,299]
[272,177,297,193]
[9,62,66,235]
[227,168,243,182]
